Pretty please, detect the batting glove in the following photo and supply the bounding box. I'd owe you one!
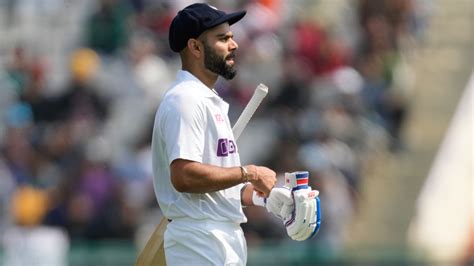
[283,171,322,241]
[253,187,294,220]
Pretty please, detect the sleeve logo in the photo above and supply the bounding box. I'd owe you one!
[217,138,236,157]
[215,114,224,123]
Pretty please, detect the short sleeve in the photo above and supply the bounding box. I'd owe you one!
[159,96,207,165]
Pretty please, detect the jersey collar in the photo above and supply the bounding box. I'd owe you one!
[176,70,221,99]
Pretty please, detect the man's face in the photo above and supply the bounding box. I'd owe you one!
[200,23,238,80]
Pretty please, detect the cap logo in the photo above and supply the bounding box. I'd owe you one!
[208,4,218,10]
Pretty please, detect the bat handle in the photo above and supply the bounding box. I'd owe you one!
[232,84,268,140]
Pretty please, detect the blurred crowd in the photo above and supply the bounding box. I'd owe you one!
[0,0,429,260]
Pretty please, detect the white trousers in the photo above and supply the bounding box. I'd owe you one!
[164,218,247,266]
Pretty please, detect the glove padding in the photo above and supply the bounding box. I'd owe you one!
[265,187,294,220]
[252,187,294,219]
[283,172,322,241]
[252,171,321,241]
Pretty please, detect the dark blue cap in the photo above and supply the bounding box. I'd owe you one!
[169,3,246,53]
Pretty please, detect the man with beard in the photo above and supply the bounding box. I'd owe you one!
[151,3,289,265]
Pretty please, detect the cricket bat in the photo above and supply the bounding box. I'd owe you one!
[135,84,269,266]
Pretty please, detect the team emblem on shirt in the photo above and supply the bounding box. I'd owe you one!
[217,138,236,157]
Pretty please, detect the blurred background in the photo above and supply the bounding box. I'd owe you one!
[0,0,472,265]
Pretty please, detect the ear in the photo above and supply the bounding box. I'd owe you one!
[186,38,202,58]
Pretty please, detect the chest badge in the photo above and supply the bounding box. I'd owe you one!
[217,138,236,157]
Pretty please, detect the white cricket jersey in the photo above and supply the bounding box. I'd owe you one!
[152,70,246,223]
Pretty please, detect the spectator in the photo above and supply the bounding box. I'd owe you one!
[85,0,131,56]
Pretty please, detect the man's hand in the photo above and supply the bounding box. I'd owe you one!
[244,165,276,197]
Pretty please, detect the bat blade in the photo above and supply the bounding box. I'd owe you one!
[135,218,168,266]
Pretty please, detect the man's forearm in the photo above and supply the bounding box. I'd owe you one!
[170,159,276,197]
[170,159,244,193]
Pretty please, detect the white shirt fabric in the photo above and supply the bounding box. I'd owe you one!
[152,70,246,224]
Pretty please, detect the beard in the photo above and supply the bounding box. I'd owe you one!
[203,43,237,80]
